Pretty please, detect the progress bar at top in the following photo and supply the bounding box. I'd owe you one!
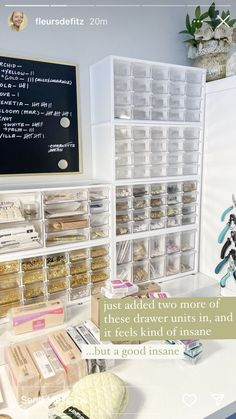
[4,4,232,7]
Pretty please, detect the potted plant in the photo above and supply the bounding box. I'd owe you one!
[180,2,236,81]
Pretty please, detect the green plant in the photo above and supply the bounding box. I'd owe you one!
[180,2,236,47]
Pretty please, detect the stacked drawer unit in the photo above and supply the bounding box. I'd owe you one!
[115,125,201,180]
[116,230,196,284]
[114,60,203,123]
[116,181,198,236]
[0,244,111,319]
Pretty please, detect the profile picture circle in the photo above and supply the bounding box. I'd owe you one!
[8,11,28,32]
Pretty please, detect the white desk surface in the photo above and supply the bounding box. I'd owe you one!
[0,274,235,419]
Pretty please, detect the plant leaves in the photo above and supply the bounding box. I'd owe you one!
[184,39,197,46]
[179,30,189,34]
[195,6,201,19]
[227,19,236,27]
[186,14,191,32]
[200,11,209,21]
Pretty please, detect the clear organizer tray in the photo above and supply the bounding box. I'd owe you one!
[22,269,45,285]
[47,277,69,294]
[90,212,110,227]
[116,186,132,198]
[23,282,45,299]
[150,236,165,257]
[150,256,165,280]
[22,256,44,271]
[70,273,91,288]
[181,251,195,273]
[115,126,132,140]
[90,199,109,214]
[46,229,89,246]
[91,269,110,283]
[150,217,166,230]
[116,152,133,166]
[116,198,132,211]
[46,216,89,232]
[47,264,70,280]
[69,248,89,263]
[166,233,181,254]
[116,222,132,236]
[116,140,132,154]
[90,225,109,240]
[0,287,21,305]
[133,260,149,283]
[133,139,150,153]
[151,195,166,207]
[133,220,149,233]
[69,285,90,301]
[44,202,88,218]
[116,241,132,265]
[0,273,21,290]
[44,190,87,204]
[91,257,109,271]
[166,253,181,276]
[133,92,151,107]
[46,253,67,267]
[117,263,132,281]
[0,260,20,275]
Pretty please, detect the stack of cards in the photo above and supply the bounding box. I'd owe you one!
[101,279,139,298]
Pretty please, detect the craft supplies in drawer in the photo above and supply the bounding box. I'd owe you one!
[91,245,109,259]
[116,241,132,265]
[151,152,168,165]
[70,273,90,288]
[150,164,167,177]
[114,61,131,76]
[168,139,184,152]
[46,253,67,266]
[116,165,133,179]
[0,287,21,305]
[47,278,68,294]
[90,200,109,214]
[152,95,168,109]
[114,76,132,91]
[22,269,45,285]
[182,191,197,204]
[152,66,169,80]
[181,230,196,252]
[167,204,182,217]
[183,181,197,192]
[133,78,151,92]
[166,233,181,254]
[133,208,149,222]
[0,260,20,275]
[152,80,168,94]
[0,301,21,318]
[133,126,150,139]
[133,151,151,165]
[48,291,68,302]
[151,183,166,195]
[166,253,181,276]
[133,260,149,284]
[0,273,21,290]
[23,281,45,300]
[150,235,165,258]
[47,264,70,280]
[182,214,197,225]
[0,222,42,253]
[70,260,90,275]
[182,203,197,215]
[181,251,195,273]
[167,215,182,228]
[116,186,132,198]
[133,238,148,261]
[115,139,132,154]
[117,263,132,281]
[46,229,89,246]
[133,197,149,210]
[151,140,168,153]
[167,182,182,194]
[91,280,106,295]
[116,198,132,211]
[183,163,198,176]
[150,217,166,230]
[70,285,90,301]
[167,192,182,205]
[69,248,89,263]
[91,269,110,283]
[91,225,109,240]
[114,91,132,106]
[133,185,149,197]
[134,165,150,178]
[91,257,109,271]
[150,256,165,280]
[116,152,133,166]
[115,126,132,140]
[133,139,150,153]
[116,210,132,224]
[133,220,149,233]
[45,201,88,218]
[116,222,132,236]
[22,256,44,271]
[44,189,87,204]
[46,216,89,232]
[90,212,109,227]
[150,206,166,219]
[151,195,166,207]
[89,187,109,201]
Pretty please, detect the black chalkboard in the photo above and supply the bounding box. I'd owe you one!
[0,55,80,175]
